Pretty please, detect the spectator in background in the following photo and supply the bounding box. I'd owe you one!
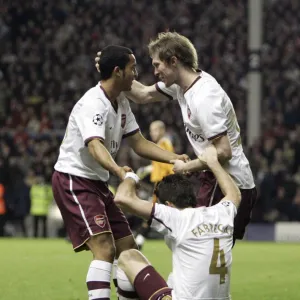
[134,120,175,249]
[30,175,53,238]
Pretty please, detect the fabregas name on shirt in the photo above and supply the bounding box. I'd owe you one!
[191,223,233,237]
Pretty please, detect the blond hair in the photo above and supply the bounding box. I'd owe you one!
[148,32,198,70]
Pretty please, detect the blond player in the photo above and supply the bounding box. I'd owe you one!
[95,32,256,243]
[114,144,241,300]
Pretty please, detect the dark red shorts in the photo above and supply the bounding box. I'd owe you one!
[52,171,132,252]
[195,171,257,240]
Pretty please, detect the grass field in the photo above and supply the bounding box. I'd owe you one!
[0,239,299,300]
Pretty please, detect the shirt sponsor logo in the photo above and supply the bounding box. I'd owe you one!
[184,123,205,142]
[93,114,104,126]
[94,215,106,228]
[121,114,126,128]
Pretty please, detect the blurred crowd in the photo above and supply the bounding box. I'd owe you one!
[0,0,299,236]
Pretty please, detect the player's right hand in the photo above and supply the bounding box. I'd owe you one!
[116,166,133,180]
[95,51,101,73]
[202,145,218,166]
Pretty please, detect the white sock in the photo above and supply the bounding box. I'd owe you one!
[135,234,145,247]
[86,260,112,300]
[117,267,139,300]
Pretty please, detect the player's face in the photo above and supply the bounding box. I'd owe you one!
[152,53,176,87]
[122,54,138,91]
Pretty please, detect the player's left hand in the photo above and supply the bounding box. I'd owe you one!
[95,51,101,73]
[175,154,190,162]
[172,159,188,174]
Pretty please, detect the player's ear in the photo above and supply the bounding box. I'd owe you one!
[165,201,174,207]
[114,66,122,77]
[170,56,178,67]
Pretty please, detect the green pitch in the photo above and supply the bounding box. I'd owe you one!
[0,239,299,299]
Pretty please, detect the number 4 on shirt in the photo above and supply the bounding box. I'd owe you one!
[209,238,228,284]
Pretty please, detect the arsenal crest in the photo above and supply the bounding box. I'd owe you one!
[121,114,126,128]
[94,215,106,228]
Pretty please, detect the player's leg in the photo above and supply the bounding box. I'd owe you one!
[117,249,172,300]
[233,187,258,242]
[52,171,115,300]
[85,233,116,299]
[106,192,138,296]
[211,184,258,245]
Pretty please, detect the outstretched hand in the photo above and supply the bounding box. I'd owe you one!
[174,154,190,162]
[171,159,189,174]
[116,166,133,181]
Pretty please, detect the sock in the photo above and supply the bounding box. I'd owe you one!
[133,265,172,300]
[112,259,119,298]
[117,267,139,300]
[86,260,112,300]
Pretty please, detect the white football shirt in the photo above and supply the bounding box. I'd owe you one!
[156,71,255,189]
[150,201,236,300]
[54,83,139,181]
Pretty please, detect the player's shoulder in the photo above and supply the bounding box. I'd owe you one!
[118,92,131,106]
[79,84,109,108]
[212,200,237,218]
[199,71,221,90]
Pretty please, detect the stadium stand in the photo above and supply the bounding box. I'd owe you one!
[0,0,299,235]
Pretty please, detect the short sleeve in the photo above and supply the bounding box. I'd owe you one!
[148,203,181,239]
[75,100,108,146]
[155,82,178,101]
[217,201,237,219]
[194,85,227,140]
[122,100,140,138]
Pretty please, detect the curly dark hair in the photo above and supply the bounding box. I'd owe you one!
[154,174,197,209]
[99,45,133,80]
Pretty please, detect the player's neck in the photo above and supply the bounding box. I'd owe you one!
[100,80,121,103]
[176,69,200,92]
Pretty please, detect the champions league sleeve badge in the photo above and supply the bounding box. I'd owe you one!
[92,114,104,126]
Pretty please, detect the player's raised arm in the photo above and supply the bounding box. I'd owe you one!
[95,51,169,104]
[203,145,241,208]
[114,173,153,220]
[125,80,168,104]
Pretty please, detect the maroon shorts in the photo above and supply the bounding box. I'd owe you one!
[196,171,257,240]
[52,171,132,252]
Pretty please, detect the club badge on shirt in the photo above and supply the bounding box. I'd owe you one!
[121,114,126,128]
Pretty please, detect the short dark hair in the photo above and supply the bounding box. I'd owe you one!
[99,45,133,80]
[154,174,197,209]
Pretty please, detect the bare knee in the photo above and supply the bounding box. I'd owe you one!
[86,233,116,262]
[118,249,149,270]
[115,235,138,258]
[118,249,151,284]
